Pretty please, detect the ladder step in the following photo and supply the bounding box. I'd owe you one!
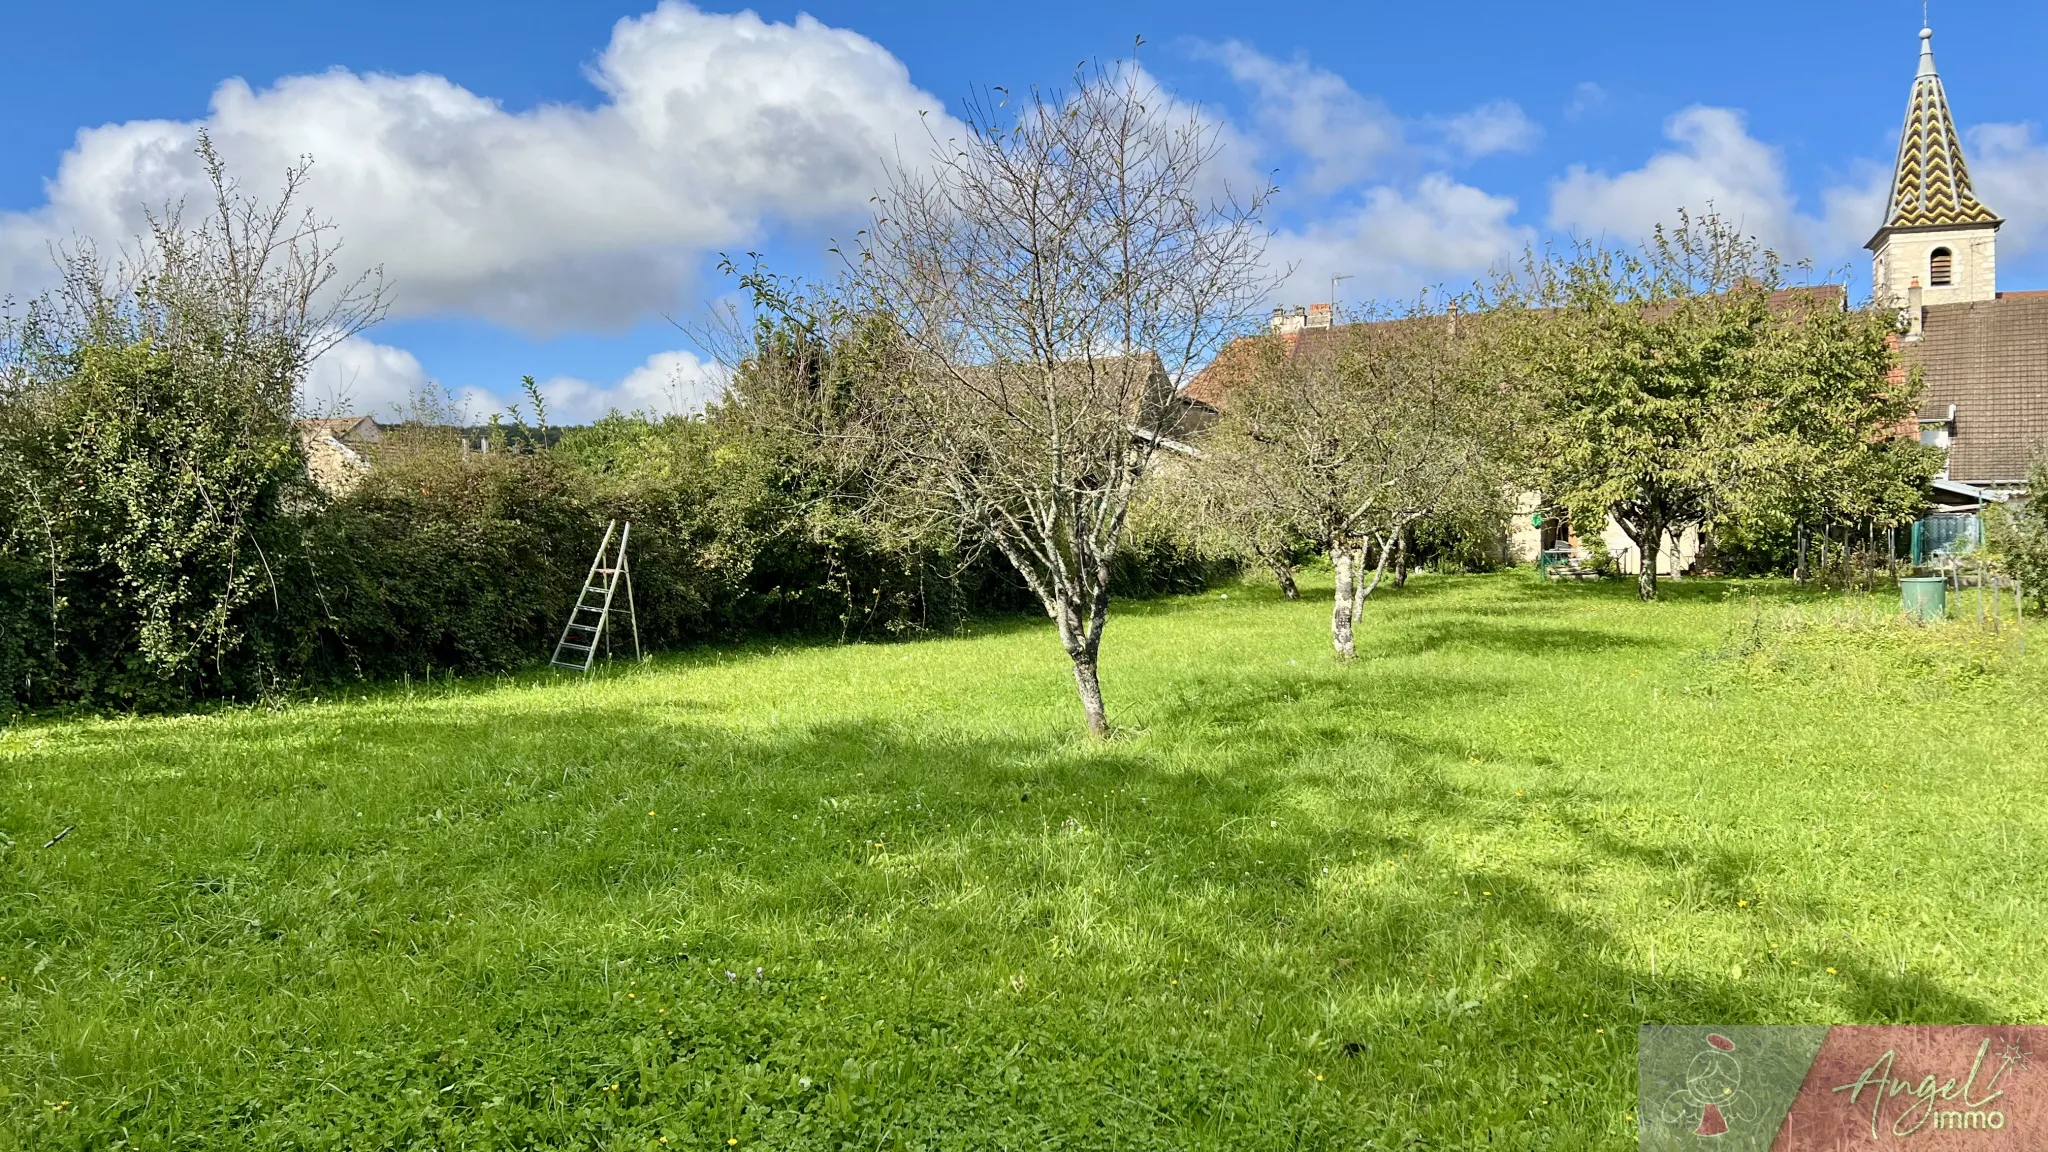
[555,519,637,672]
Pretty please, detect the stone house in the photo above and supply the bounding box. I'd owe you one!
[295,415,382,495]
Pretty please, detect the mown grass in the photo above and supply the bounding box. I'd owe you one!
[2,572,2044,1150]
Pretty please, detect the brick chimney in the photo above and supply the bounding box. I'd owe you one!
[1270,306,1308,335]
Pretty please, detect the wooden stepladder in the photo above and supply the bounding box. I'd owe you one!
[551,520,641,671]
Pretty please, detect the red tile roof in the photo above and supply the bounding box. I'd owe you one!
[1182,286,1847,412]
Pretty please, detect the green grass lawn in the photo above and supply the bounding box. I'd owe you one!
[3,572,2045,1150]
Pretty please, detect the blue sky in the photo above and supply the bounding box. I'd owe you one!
[3,1,2043,422]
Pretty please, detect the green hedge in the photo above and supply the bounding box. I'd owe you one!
[3,416,1218,711]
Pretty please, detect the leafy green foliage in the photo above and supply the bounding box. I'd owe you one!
[1408,491,1521,574]
[1986,454,2048,611]
[50,333,304,685]
[1506,212,1941,599]
[0,204,1219,712]
[293,441,599,678]
[0,137,383,706]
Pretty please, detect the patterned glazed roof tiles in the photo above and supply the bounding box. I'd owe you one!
[1878,31,2000,236]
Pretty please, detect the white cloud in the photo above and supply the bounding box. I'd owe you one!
[533,349,729,422]
[1814,165,1890,256]
[1971,122,2048,256]
[1199,42,1540,192]
[300,338,726,425]
[1546,105,1883,267]
[1548,107,1807,250]
[0,2,947,334]
[1268,174,1529,304]
[303,335,433,419]
[1434,100,1542,160]
[1565,82,1608,122]
[1188,49,1531,303]
[1198,41,1406,193]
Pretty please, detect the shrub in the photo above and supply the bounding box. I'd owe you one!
[1,137,381,708]
[287,441,597,680]
[1986,455,2048,612]
[1410,504,1512,574]
[0,556,48,711]
[1582,537,1618,578]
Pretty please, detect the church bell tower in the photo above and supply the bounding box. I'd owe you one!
[1867,26,2001,306]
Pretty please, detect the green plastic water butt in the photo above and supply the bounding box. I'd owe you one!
[1899,576,1946,622]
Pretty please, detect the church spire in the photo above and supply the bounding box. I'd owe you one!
[1878,26,1999,233]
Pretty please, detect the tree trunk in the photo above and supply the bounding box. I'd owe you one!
[1612,502,1671,602]
[1052,586,1113,738]
[1265,555,1300,600]
[1357,535,1394,609]
[1331,546,1358,660]
[1070,648,1109,739]
[1392,531,1411,589]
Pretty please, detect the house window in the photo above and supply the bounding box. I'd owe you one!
[1929,247,1954,287]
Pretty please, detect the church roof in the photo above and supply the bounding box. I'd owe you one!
[1872,27,2000,245]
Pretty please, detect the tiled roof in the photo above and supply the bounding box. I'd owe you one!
[1180,333,1284,408]
[1182,287,1846,411]
[1912,295,2048,484]
[1875,29,2000,238]
[293,415,382,443]
[1181,317,1460,410]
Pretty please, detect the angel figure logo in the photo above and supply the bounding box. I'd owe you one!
[1640,1025,2048,1150]
[1662,1033,1757,1137]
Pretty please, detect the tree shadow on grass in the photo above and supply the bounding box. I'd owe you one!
[1151,664,1514,736]
[1491,574,1846,610]
[1366,618,1661,660]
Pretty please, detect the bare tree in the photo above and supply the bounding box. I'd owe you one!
[843,63,1271,735]
[1189,307,1521,660]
